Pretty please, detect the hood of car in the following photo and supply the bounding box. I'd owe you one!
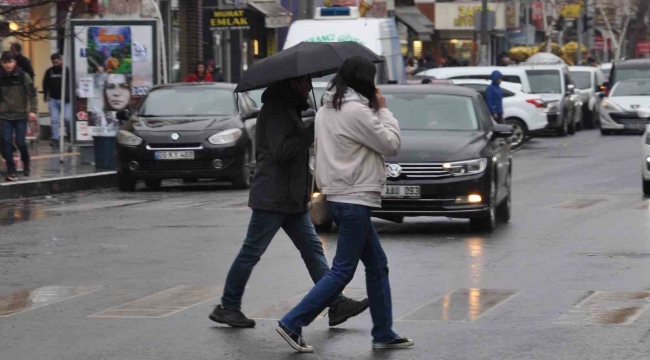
[128,116,243,133]
[608,96,650,112]
[386,130,488,163]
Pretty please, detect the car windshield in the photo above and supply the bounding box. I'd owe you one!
[526,70,562,94]
[139,87,235,117]
[612,81,650,97]
[384,93,479,131]
[615,68,650,82]
[570,71,591,89]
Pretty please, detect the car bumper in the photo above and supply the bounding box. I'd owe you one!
[373,172,491,219]
[601,111,649,131]
[544,113,562,130]
[527,112,549,132]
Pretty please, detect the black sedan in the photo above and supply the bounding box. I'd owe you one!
[373,85,514,231]
[115,83,259,191]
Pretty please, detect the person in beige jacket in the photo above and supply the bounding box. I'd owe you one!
[278,56,413,352]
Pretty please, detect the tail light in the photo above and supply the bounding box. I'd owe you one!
[526,99,545,108]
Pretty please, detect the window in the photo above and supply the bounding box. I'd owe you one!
[384,93,479,131]
[502,75,522,84]
[570,71,592,90]
[526,70,562,94]
[611,81,650,97]
[614,68,650,83]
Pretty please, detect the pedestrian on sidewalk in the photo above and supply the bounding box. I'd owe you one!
[0,51,38,181]
[277,57,413,353]
[207,60,225,82]
[486,70,505,124]
[209,76,369,329]
[184,61,213,82]
[10,43,35,81]
[42,53,71,146]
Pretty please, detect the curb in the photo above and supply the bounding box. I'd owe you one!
[0,171,117,201]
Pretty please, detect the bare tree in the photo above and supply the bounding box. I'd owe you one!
[544,0,565,52]
[596,0,638,60]
[0,0,79,41]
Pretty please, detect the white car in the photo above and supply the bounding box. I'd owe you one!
[569,66,607,129]
[600,80,650,135]
[451,80,548,147]
[638,108,650,196]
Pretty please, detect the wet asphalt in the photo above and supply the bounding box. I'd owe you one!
[1,129,650,360]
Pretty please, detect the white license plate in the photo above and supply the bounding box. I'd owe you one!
[625,124,646,130]
[154,151,195,160]
[382,185,421,198]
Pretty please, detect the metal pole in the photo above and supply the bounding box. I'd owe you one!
[480,0,489,65]
[148,0,168,84]
[525,0,531,47]
[59,3,74,163]
[578,12,583,65]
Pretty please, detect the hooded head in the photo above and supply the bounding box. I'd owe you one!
[327,56,378,111]
[491,70,503,85]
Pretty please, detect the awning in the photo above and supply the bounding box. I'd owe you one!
[395,7,434,41]
[248,0,293,29]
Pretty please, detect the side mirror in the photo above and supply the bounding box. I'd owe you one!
[567,84,576,94]
[492,124,514,139]
[116,109,131,121]
[637,108,650,119]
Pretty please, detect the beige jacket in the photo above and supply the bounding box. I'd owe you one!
[315,90,401,196]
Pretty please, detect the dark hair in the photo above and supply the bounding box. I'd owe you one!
[51,53,62,61]
[421,78,432,84]
[406,58,415,67]
[195,61,206,75]
[1,51,15,63]
[328,56,377,111]
[11,43,22,53]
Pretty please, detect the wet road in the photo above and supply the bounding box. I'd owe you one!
[1,129,650,360]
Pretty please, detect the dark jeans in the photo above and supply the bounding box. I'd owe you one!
[2,119,29,173]
[221,209,344,310]
[281,202,397,344]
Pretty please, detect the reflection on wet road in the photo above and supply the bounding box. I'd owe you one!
[0,286,101,317]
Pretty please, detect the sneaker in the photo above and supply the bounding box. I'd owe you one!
[328,297,369,327]
[208,305,255,328]
[5,173,17,182]
[23,162,30,177]
[276,322,313,353]
[373,336,414,349]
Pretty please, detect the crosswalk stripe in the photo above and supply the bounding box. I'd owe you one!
[0,286,102,317]
[555,291,650,325]
[552,199,606,209]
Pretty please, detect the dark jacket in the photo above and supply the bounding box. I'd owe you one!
[15,54,35,81]
[248,81,314,214]
[485,70,504,115]
[0,68,38,120]
[42,65,71,103]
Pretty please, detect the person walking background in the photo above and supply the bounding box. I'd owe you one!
[184,61,213,82]
[486,70,505,124]
[209,75,368,329]
[207,60,225,82]
[277,56,413,353]
[0,51,37,181]
[10,43,34,81]
[42,53,71,146]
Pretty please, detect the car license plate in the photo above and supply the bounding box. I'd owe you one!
[154,151,195,160]
[382,185,420,198]
[625,124,646,130]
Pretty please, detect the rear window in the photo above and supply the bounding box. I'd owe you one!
[614,68,650,83]
[384,93,479,131]
[612,81,650,97]
[570,71,592,89]
[526,70,562,94]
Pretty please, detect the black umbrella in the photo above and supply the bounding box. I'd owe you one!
[234,42,384,93]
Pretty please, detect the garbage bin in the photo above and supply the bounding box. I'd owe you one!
[93,135,116,170]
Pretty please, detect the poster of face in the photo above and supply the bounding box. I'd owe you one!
[71,21,157,141]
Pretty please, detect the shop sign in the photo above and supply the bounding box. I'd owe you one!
[505,1,519,30]
[561,3,582,20]
[637,41,650,56]
[304,34,366,46]
[594,38,604,50]
[435,2,505,30]
[532,1,545,30]
[206,9,251,31]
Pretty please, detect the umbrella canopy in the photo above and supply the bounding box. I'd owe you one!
[235,42,384,93]
[524,52,566,65]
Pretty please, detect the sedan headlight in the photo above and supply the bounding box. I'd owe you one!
[209,128,243,145]
[117,130,143,147]
[442,158,488,176]
[602,101,622,112]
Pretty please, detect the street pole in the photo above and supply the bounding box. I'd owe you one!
[481,0,489,65]
[59,2,74,163]
[578,12,583,65]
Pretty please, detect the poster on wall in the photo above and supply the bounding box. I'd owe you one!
[70,20,158,143]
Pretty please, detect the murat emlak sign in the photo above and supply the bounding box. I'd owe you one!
[206,9,252,31]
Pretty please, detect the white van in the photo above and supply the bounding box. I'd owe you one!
[283,7,406,85]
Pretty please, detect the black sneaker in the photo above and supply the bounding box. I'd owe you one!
[328,297,369,326]
[23,162,30,177]
[373,336,414,349]
[276,322,313,353]
[208,305,255,328]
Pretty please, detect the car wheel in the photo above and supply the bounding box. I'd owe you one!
[117,173,136,192]
[471,178,497,232]
[145,179,162,190]
[232,147,252,190]
[314,221,334,233]
[496,170,512,223]
[505,118,527,148]
[557,117,568,137]
[644,179,650,197]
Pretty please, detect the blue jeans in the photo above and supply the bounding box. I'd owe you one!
[221,210,344,310]
[49,99,72,140]
[281,202,397,344]
[2,119,29,173]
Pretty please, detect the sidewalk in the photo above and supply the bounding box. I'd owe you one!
[0,141,116,201]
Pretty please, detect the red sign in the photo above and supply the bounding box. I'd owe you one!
[637,41,650,56]
[532,2,545,30]
[594,38,604,51]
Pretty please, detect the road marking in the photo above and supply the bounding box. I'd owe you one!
[553,199,606,209]
[88,286,220,318]
[47,200,149,212]
[0,286,102,317]
[249,288,367,320]
[555,291,650,325]
[631,201,650,210]
[397,289,521,322]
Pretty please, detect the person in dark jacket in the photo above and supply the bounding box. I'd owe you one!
[485,70,505,124]
[42,53,71,145]
[414,53,437,74]
[10,43,34,81]
[209,76,368,329]
[207,60,225,82]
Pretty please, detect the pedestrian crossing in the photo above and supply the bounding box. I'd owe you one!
[2,286,649,327]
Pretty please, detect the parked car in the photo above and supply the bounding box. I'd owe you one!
[363,85,513,232]
[600,80,650,135]
[606,59,650,91]
[415,66,531,87]
[569,66,606,129]
[115,83,259,191]
[451,79,548,147]
[600,63,612,82]
[637,108,650,196]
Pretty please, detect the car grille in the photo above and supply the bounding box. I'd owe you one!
[390,163,451,179]
[139,160,214,173]
[609,112,649,124]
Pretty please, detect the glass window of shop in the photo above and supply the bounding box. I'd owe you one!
[439,39,474,66]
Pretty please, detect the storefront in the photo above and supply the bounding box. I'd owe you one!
[434,1,506,65]
[395,6,434,59]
